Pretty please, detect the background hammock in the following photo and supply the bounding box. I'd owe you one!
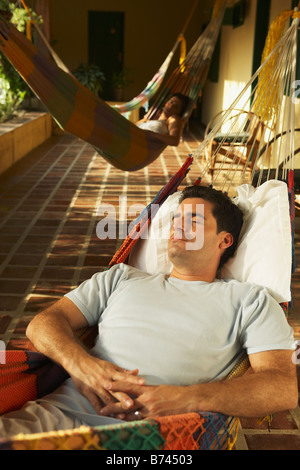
[196,7,300,196]
[20,0,192,116]
[0,0,227,172]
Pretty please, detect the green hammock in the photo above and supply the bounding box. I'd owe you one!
[0,1,227,171]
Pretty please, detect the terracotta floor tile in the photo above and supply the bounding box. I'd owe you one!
[39,266,77,280]
[7,338,34,350]
[23,295,59,312]
[0,295,22,310]
[79,267,103,282]
[32,280,73,296]
[0,279,30,295]
[44,255,79,267]
[15,244,50,255]
[0,266,38,278]
[0,235,20,244]
[50,244,84,255]
[83,254,112,267]
[59,225,89,235]
[9,254,45,266]
[245,433,300,450]
[240,410,298,430]
[0,315,12,334]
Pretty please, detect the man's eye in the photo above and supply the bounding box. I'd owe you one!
[192,218,203,224]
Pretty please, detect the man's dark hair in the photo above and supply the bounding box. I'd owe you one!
[178,185,244,268]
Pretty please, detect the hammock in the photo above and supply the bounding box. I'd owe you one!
[0,7,297,452]
[0,156,293,451]
[112,0,199,116]
[20,0,193,114]
[0,0,227,171]
[0,348,238,450]
[197,8,300,194]
[0,158,241,451]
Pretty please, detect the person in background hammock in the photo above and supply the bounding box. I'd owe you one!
[0,186,297,437]
[137,93,190,146]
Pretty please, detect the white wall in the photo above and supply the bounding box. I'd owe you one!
[269,0,292,24]
[267,0,299,168]
[201,0,257,126]
[50,0,214,102]
[200,0,299,168]
[201,0,294,126]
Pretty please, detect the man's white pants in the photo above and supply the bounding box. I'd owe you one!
[0,401,83,438]
[0,378,123,439]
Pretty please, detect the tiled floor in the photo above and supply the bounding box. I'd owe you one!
[0,123,299,450]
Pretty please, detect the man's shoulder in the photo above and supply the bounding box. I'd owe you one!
[218,277,258,289]
[219,278,271,300]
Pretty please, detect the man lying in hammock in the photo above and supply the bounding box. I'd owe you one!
[137,93,190,146]
[0,186,297,437]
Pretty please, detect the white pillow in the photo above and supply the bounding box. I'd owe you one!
[220,180,291,303]
[129,181,292,303]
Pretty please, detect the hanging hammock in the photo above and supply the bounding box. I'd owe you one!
[20,0,193,114]
[0,0,227,171]
[113,0,199,116]
[0,6,297,453]
[0,157,242,451]
[197,7,300,195]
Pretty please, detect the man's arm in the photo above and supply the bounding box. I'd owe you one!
[99,349,298,419]
[192,349,298,418]
[145,116,185,147]
[26,297,144,414]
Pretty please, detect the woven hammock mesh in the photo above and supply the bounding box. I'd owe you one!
[0,414,238,450]
[194,9,300,196]
[146,1,228,121]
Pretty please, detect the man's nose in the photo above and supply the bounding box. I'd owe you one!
[172,217,184,238]
[173,226,184,239]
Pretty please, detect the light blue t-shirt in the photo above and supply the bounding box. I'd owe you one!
[65,263,294,386]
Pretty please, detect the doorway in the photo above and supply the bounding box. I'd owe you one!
[88,11,124,100]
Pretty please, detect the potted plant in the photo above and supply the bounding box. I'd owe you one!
[0,1,42,26]
[112,67,132,101]
[73,63,105,97]
[0,1,43,120]
[0,0,12,20]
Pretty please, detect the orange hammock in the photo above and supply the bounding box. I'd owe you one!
[0,1,227,171]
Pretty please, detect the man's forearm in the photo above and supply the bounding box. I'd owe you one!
[191,369,298,418]
[26,303,91,375]
[26,300,146,413]
[148,131,180,146]
[95,353,298,420]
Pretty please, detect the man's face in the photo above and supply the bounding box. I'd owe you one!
[168,197,228,269]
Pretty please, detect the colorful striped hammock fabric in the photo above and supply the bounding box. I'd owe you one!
[113,34,187,116]
[0,353,238,450]
[0,17,164,171]
[0,2,226,171]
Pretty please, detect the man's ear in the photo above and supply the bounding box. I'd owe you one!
[219,232,233,250]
